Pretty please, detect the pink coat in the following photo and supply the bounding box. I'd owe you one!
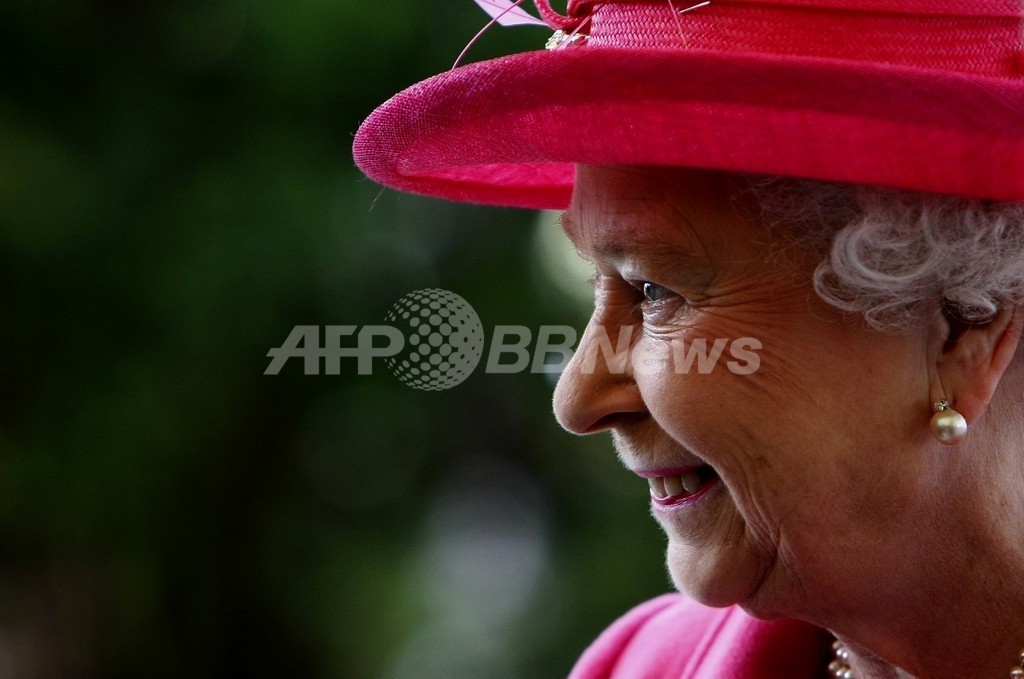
[569,595,832,678]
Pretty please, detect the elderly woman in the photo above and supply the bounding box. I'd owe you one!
[354,1,1024,677]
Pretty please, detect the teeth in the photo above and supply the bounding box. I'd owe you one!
[681,470,702,494]
[648,469,708,499]
[663,475,684,496]
[649,477,667,499]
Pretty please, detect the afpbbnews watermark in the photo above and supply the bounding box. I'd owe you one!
[264,288,762,391]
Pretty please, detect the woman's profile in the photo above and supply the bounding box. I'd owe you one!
[355,2,1024,676]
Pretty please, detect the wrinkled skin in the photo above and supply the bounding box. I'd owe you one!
[553,165,1024,679]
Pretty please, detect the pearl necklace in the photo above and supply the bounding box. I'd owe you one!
[829,641,1024,678]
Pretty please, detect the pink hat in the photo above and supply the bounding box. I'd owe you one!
[353,0,1024,209]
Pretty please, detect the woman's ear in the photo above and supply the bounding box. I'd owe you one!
[927,306,1023,424]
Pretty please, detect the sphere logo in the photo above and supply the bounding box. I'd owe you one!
[384,289,485,390]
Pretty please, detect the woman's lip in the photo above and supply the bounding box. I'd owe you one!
[632,465,705,479]
[650,475,721,509]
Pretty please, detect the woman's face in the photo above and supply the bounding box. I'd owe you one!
[554,165,942,619]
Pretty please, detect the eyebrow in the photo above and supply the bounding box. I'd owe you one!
[559,210,708,280]
[557,210,582,243]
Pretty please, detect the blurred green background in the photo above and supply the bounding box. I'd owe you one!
[0,1,669,677]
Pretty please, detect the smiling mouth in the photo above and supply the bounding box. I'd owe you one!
[648,466,719,504]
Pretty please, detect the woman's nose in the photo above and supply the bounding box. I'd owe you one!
[553,317,647,435]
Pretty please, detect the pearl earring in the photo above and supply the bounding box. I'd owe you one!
[930,399,967,444]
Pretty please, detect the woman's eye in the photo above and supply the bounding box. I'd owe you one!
[642,282,673,303]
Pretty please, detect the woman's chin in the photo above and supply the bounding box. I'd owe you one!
[666,539,768,610]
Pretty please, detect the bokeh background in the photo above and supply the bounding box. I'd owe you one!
[0,1,670,677]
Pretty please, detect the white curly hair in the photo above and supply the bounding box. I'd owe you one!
[746,177,1024,332]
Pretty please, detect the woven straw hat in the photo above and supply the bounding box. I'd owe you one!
[353,0,1024,209]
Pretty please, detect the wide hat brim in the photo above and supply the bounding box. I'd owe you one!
[354,42,1024,209]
